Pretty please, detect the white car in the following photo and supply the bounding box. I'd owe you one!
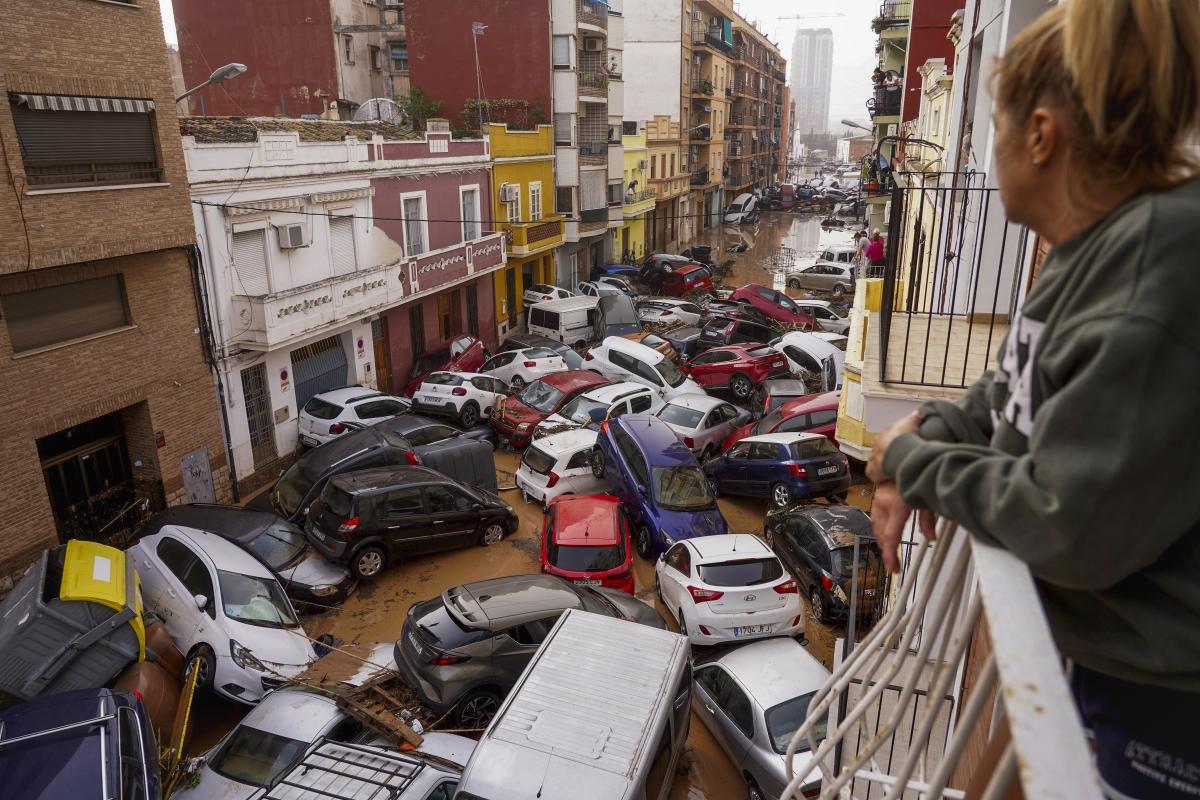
[298,388,410,447]
[792,299,850,334]
[597,276,636,295]
[411,371,508,428]
[514,428,607,508]
[771,331,845,390]
[533,381,662,438]
[577,280,626,298]
[636,298,705,326]
[655,394,749,460]
[655,533,803,646]
[523,283,574,306]
[186,686,476,800]
[584,336,702,400]
[479,346,566,390]
[129,526,317,704]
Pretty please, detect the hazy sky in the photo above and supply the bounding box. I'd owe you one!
[159,0,875,131]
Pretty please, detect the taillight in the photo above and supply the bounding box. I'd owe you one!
[698,624,713,635]
[788,463,807,478]
[431,652,469,666]
[405,451,421,465]
[543,295,553,300]
[546,471,560,488]
[452,387,467,396]
[774,578,799,594]
[821,574,834,592]
[791,615,803,627]
[660,310,671,317]
[584,352,594,361]
[336,516,360,536]
[329,422,345,434]
[524,360,536,368]
[683,436,694,449]
[688,585,724,603]
[801,784,822,799]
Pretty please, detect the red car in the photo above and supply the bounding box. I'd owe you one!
[490,370,610,448]
[660,264,716,297]
[540,494,635,595]
[403,334,488,396]
[729,283,819,328]
[680,345,790,400]
[721,390,841,451]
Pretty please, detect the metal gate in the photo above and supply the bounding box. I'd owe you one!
[240,363,278,469]
[290,335,349,411]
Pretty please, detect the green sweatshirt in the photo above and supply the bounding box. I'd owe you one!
[883,178,1200,692]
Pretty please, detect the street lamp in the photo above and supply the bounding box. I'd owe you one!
[840,119,872,133]
[176,63,248,102]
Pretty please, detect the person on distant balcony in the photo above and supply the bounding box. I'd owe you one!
[867,1,1200,797]
[865,230,886,277]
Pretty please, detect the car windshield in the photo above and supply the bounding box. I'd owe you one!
[209,725,307,787]
[518,381,566,414]
[548,539,625,572]
[558,394,610,424]
[765,692,827,755]
[753,408,786,435]
[217,570,299,628]
[824,305,848,319]
[302,397,342,420]
[656,357,687,388]
[521,445,558,476]
[274,462,315,517]
[791,438,839,459]
[831,544,882,578]
[246,522,308,570]
[652,466,715,510]
[658,404,704,428]
[698,557,783,587]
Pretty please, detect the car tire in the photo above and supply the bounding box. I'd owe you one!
[746,777,765,800]
[573,340,587,349]
[479,521,506,546]
[459,402,480,428]
[185,644,216,690]
[771,482,792,508]
[590,447,607,479]
[787,277,802,290]
[635,524,653,560]
[833,284,847,298]
[810,587,828,625]
[510,375,526,392]
[351,545,387,580]
[730,373,753,400]
[454,689,502,730]
[699,444,714,463]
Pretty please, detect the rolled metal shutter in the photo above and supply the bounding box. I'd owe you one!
[231,230,270,296]
[290,336,349,411]
[10,105,156,164]
[329,216,356,275]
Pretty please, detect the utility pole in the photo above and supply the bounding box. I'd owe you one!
[472,22,487,130]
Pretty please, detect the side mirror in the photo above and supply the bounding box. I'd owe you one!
[637,485,647,497]
[194,594,208,611]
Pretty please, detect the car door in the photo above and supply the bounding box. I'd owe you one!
[148,537,215,653]
[693,665,752,766]
[489,613,561,688]
[658,542,692,617]
[744,441,781,496]
[449,336,484,371]
[469,376,503,414]
[702,403,739,451]
[423,484,481,551]
[791,519,826,593]
[717,442,752,493]
[375,486,430,556]
[480,351,517,384]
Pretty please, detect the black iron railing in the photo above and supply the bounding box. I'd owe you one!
[869,87,902,118]
[877,175,1032,389]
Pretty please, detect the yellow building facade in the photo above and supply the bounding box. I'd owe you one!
[487,123,566,337]
[614,131,655,262]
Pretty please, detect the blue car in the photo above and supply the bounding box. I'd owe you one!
[597,263,642,280]
[0,688,161,800]
[591,414,729,558]
[704,431,851,508]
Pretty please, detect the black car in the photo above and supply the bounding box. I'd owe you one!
[696,315,777,351]
[498,333,584,370]
[305,466,518,580]
[136,503,356,605]
[273,414,493,523]
[764,505,885,625]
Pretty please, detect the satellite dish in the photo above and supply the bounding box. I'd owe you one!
[353,98,408,126]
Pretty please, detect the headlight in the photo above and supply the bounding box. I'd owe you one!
[230,640,263,671]
[660,528,676,547]
[309,584,339,597]
[518,422,533,431]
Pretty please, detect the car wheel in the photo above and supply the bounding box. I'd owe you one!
[833,284,847,298]
[730,373,753,399]
[699,444,714,463]
[771,482,792,508]
[459,402,480,428]
[479,521,506,546]
[455,689,501,730]
[351,545,387,580]
[787,278,802,289]
[590,447,607,479]
[185,644,216,689]
[810,587,828,624]
[746,777,765,800]
[510,375,526,392]
[635,524,653,560]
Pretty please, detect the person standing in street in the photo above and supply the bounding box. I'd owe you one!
[866,1,1200,797]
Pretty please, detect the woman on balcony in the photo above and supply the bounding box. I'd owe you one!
[867,1,1200,797]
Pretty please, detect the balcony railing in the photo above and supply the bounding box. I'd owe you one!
[784,517,1102,799]
[578,70,609,95]
[879,0,913,24]
[26,160,163,188]
[577,0,608,28]
[580,207,607,223]
[501,216,565,255]
[623,188,656,205]
[690,78,715,95]
[579,140,607,164]
[869,87,902,118]
[689,168,710,186]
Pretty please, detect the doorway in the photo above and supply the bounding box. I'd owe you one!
[38,412,137,545]
[372,316,392,392]
[240,363,278,471]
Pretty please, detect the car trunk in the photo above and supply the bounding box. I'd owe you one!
[518,445,556,490]
[699,558,790,615]
[299,397,342,437]
[416,375,464,407]
[791,440,845,479]
[405,598,490,663]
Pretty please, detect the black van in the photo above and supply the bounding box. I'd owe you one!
[305,466,518,579]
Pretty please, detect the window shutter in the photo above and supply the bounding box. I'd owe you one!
[1,275,129,353]
[329,216,356,275]
[11,106,156,164]
[231,230,270,296]
[581,171,606,211]
[554,114,572,146]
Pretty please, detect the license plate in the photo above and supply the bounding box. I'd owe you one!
[734,624,773,637]
[817,465,839,476]
[574,579,601,586]
[407,630,423,657]
[421,394,442,404]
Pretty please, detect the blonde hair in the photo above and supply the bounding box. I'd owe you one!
[993,0,1200,194]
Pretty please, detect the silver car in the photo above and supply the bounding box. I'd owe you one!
[787,263,855,297]
[656,394,749,460]
[692,637,831,800]
[393,574,665,730]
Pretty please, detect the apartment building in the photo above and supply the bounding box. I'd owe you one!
[645,115,690,253]
[791,27,834,140]
[617,128,656,261]
[682,0,734,234]
[0,0,230,577]
[174,0,411,118]
[726,17,788,198]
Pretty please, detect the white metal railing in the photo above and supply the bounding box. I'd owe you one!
[784,519,1103,799]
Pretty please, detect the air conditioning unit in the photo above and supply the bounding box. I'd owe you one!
[583,38,604,52]
[500,184,520,202]
[277,223,307,249]
[637,159,647,169]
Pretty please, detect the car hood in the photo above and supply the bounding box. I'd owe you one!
[225,621,317,668]
[278,550,351,592]
[498,399,544,427]
[596,590,669,629]
[665,377,703,398]
[659,505,729,540]
[187,764,262,800]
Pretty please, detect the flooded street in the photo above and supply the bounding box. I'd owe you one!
[188,211,876,800]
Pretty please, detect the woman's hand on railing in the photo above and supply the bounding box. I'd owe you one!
[867,411,936,572]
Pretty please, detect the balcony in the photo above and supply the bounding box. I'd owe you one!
[579,140,607,165]
[689,167,710,186]
[690,27,732,53]
[500,215,565,257]
[875,0,913,29]
[578,70,609,100]
[869,87,902,119]
[577,0,608,29]
[689,77,715,96]
[785,517,1101,799]
[622,187,656,216]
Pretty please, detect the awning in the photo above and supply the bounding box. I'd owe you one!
[11,93,155,113]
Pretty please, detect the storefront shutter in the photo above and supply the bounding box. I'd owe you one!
[290,336,350,410]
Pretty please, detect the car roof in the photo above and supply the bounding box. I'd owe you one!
[779,390,840,415]
[312,387,385,405]
[663,393,726,412]
[600,336,667,363]
[158,525,275,579]
[741,431,826,446]
[329,465,444,494]
[714,638,831,709]
[529,428,599,454]
[582,381,650,402]
[739,282,774,293]
[385,413,449,435]
[793,298,833,309]
[552,495,622,547]
[428,371,490,381]
[236,687,343,740]
[142,503,276,540]
[762,378,809,394]
[686,533,771,562]
[448,574,586,627]
[824,243,856,253]
[530,296,599,312]
[677,264,706,275]
[541,370,610,391]
[794,505,874,546]
[780,331,842,357]
[614,415,695,466]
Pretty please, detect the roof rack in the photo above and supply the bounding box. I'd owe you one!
[260,738,425,800]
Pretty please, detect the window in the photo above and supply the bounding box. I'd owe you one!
[425,783,459,800]
[556,187,574,214]
[209,725,308,788]
[329,215,357,275]
[670,153,676,175]
[406,424,458,446]
[460,187,480,241]
[117,707,147,800]
[809,409,838,427]
[607,180,623,206]
[383,487,424,515]
[529,182,543,221]
[369,45,382,70]
[628,393,653,413]
[389,43,409,73]
[509,615,558,646]
[427,485,473,513]
[344,35,354,63]
[650,157,657,180]
[231,229,270,295]
[749,441,780,460]
[504,184,521,224]
[2,274,131,354]
[726,442,751,461]
[401,194,427,256]
[10,95,162,189]
[466,284,480,336]
[354,399,406,418]
[665,543,691,575]
[552,35,572,68]
[554,113,573,146]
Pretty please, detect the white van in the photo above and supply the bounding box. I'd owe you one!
[454,609,692,800]
[724,192,759,224]
[527,296,602,348]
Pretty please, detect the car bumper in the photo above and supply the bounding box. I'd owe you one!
[306,524,350,563]
[410,398,461,418]
[215,659,311,705]
[686,605,805,645]
[290,574,357,606]
[514,472,551,507]
[790,474,851,498]
[392,643,455,714]
[491,417,533,448]
[299,432,331,448]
